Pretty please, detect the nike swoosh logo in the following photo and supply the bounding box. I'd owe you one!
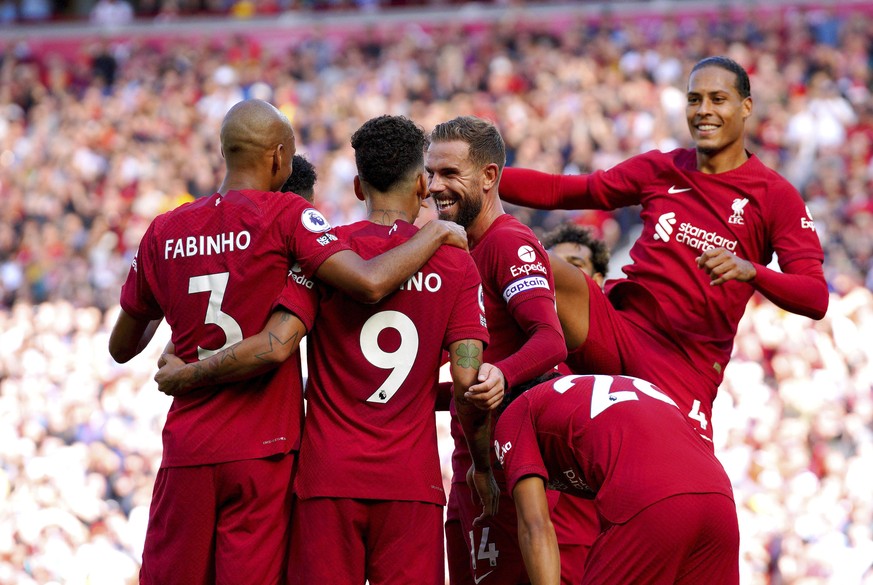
[668,185,692,194]
[474,571,494,584]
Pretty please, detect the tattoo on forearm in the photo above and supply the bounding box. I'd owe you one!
[254,330,300,362]
[455,342,481,369]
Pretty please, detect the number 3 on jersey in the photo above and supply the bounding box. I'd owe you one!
[361,310,419,403]
[188,272,244,359]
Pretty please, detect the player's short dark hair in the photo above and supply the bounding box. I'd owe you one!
[350,115,427,192]
[282,154,317,202]
[429,116,506,174]
[497,371,562,417]
[691,56,751,99]
[541,224,610,277]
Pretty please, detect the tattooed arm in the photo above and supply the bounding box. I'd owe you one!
[154,309,307,396]
[450,339,500,521]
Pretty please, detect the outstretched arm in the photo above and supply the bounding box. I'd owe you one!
[316,219,468,304]
[697,252,828,319]
[514,476,560,585]
[451,339,500,523]
[154,309,306,396]
[109,309,162,363]
[499,167,592,210]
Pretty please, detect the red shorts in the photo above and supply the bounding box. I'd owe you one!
[445,505,475,585]
[289,497,443,585]
[567,278,719,444]
[447,480,562,584]
[551,494,599,585]
[582,493,739,585]
[446,481,527,584]
[140,453,295,585]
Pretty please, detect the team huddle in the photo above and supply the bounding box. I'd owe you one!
[109,56,827,584]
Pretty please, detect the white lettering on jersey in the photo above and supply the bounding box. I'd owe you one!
[801,205,816,231]
[675,222,737,252]
[510,262,548,277]
[164,231,251,259]
[288,263,315,289]
[494,439,511,466]
[400,272,442,292]
[502,276,549,302]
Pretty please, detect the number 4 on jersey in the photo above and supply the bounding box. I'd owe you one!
[469,527,499,569]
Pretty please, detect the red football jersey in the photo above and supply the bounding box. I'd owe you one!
[119,190,347,467]
[494,375,734,525]
[294,220,488,505]
[577,149,823,386]
[450,213,560,482]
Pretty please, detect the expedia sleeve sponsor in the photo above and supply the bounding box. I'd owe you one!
[502,275,550,302]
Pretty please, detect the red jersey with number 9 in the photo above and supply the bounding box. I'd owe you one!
[294,220,488,505]
[119,190,347,468]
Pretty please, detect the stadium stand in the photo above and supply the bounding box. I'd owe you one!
[0,1,872,583]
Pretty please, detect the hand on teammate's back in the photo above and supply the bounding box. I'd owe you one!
[154,353,191,396]
[421,219,469,251]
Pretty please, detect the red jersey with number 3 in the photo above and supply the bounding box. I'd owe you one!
[494,375,733,525]
[119,190,347,468]
[294,220,488,505]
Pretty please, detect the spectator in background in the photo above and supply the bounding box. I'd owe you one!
[90,0,134,27]
[281,153,318,203]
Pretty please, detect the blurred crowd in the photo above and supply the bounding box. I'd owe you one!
[1,3,872,583]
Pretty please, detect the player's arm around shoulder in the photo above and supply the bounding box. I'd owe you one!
[315,219,468,304]
[513,475,560,585]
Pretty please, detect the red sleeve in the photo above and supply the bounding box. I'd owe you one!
[499,167,592,210]
[119,221,164,321]
[493,395,547,495]
[751,257,828,320]
[444,254,489,347]
[494,296,567,390]
[273,275,320,332]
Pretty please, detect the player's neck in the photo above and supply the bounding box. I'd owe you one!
[367,208,414,226]
[218,171,274,194]
[467,193,505,246]
[695,145,750,174]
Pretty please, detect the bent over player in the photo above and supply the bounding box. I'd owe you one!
[494,374,739,585]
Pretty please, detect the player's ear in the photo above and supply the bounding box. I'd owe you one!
[416,172,428,200]
[353,175,365,201]
[482,163,500,192]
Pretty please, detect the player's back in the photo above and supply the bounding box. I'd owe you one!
[125,189,320,467]
[510,375,733,524]
[296,220,485,505]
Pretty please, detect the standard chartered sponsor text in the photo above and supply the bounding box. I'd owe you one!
[676,222,737,252]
